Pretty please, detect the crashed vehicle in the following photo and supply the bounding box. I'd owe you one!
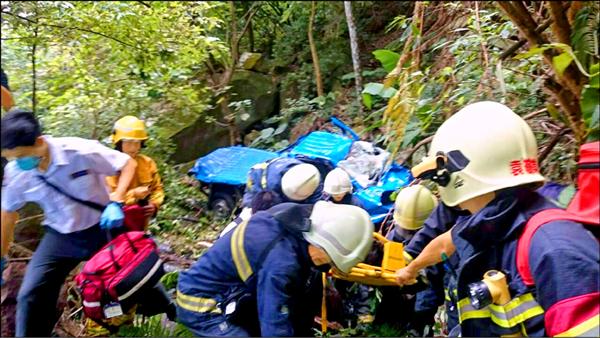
[188,117,413,224]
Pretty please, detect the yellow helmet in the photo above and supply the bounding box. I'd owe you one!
[112,116,148,144]
[413,101,545,207]
[393,185,438,231]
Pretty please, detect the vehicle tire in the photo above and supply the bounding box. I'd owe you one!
[210,192,235,221]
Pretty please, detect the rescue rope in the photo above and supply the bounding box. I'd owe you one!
[321,272,328,333]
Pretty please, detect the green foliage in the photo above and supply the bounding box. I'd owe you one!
[582,63,600,141]
[2,1,228,140]
[159,271,180,291]
[361,82,397,110]
[116,315,193,337]
[315,323,407,338]
[248,95,334,150]
[571,3,600,71]
[372,49,401,72]
[273,2,352,97]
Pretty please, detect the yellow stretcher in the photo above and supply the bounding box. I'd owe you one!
[320,233,407,333]
[329,232,406,286]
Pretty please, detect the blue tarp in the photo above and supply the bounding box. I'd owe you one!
[189,118,414,224]
[284,131,353,166]
[353,163,413,224]
[189,146,278,186]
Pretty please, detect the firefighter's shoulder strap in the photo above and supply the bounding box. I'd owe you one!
[516,209,578,286]
[517,141,599,286]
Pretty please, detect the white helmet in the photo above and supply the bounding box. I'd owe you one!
[413,101,545,206]
[393,185,438,231]
[304,201,374,273]
[281,163,321,201]
[324,168,353,196]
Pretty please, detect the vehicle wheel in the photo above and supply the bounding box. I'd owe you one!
[210,192,235,221]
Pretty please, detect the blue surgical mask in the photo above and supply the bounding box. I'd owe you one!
[16,156,41,171]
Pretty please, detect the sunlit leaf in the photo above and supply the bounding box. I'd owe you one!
[362,93,373,110]
[372,49,401,72]
[552,52,574,77]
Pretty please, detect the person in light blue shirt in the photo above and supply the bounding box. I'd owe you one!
[0,110,137,337]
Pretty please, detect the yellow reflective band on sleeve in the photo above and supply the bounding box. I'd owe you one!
[231,219,253,282]
[253,162,269,189]
[555,314,600,337]
[458,297,491,322]
[260,170,268,189]
[458,293,545,329]
[176,291,222,314]
[488,293,544,328]
[445,289,451,302]
[403,251,413,263]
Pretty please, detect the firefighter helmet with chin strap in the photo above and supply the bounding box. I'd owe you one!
[304,201,374,273]
[112,116,148,144]
[412,101,545,207]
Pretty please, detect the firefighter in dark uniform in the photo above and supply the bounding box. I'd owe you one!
[176,201,374,336]
[396,101,599,337]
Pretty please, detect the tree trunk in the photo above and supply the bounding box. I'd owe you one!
[344,1,363,109]
[496,1,585,142]
[219,1,258,145]
[31,26,38,116]
[248,16,254,52]
[308,1,324,97]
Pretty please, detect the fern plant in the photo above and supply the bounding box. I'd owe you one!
[571,2,600,71]
[115,315,193,337]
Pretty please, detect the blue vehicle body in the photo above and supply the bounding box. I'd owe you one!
[189,117,413,224]
[189,147,279,186]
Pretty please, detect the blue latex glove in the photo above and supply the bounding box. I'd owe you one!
[100,201,125,229]
[1,256,6,286]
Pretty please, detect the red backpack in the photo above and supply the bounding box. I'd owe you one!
[516,141,599,286]
[123,204,148,231]
[75,231,165,325]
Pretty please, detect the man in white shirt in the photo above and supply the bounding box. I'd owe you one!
[1,110,137,337]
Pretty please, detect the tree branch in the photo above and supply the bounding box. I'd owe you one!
[400,135,434,166]
[523,108,548,120]
[499,17,553,60]
[234,3,260,55]
[2,10,139,49]
[547,1,572,45]
[1,36,38,40]
[135,1,151,9]
[539,127,570,164]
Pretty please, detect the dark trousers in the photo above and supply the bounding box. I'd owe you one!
[176,309,251,337]
[137,283,175,319]
[16,225,108,337]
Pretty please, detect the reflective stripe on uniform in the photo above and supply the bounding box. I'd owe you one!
[555,314,600,337]
[247,162,269,190]
[458,293,544,329]
[231,219,253,282]
[403,251,413,264]
[83,300,102,308]
[176,291,222,314]
[488,293,545,329]
[458,297,490,321]
[445,287,459,302]
[254,162,269,189]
